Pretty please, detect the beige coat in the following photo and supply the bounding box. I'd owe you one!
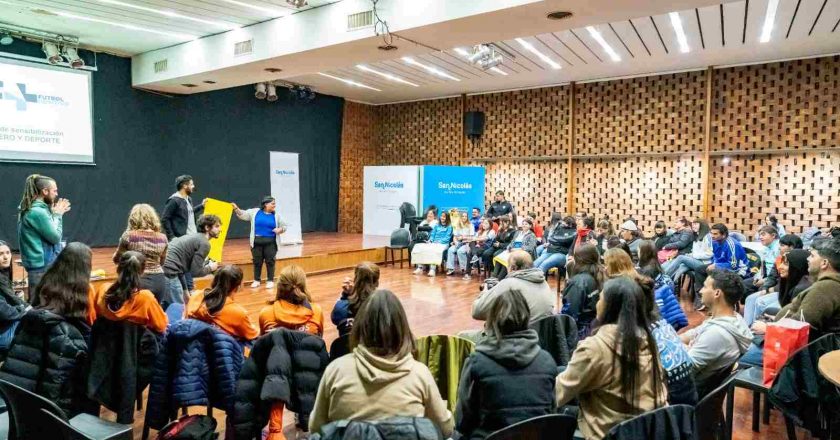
[556,324,668,440]
[309,345,454,436]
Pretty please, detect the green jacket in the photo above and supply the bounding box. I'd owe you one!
[17,200,63,269]
[776,272,840,339]
[414,335,475,412]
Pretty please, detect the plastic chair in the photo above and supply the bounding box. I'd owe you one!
[329,334,351,363]
[725,367,771,434]
[0,379,132,440]
[696,370,737,440]
[730,232,748,242]
[604,405,696,440]
[385,228,410,268]
[40,408,133,440]
[486,414,577,440]
[399,202,423,238]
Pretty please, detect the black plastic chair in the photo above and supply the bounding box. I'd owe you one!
[329,334,351,363]
[399,202,423,238]
[0,379,132,440]
[385,228,411,268]
[696,370,738,440]
[40,408,133,440]
[604,405,696,440]
[725,367,771,434]
[485,414,577,440]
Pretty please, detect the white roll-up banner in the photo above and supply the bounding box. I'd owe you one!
[363,166,421,236]
[269,152,303,244]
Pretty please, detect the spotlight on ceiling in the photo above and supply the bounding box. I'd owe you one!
[62,45,84,68]
[286,0,307,7]
[0,32,13,45]
[255,82,267,99]
[42,41,63,64]
[266,83,278,102]
[466,44,504,71]
[290,85,315,101]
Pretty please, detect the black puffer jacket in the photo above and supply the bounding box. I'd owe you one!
[233,328,329,439]
[0,309,88,416]
[546,226,576,255]
[661,229,696,255]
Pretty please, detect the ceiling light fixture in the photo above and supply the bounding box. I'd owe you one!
[669,12,690,53]
[286,0,307,7]
[454,47,469,57]
[760,0,780,43]
[221,0,292,17]
[53,10,197,39]
[255,82,267,99]
[586,26,621,62]
[95,0,233,29]
[0,32,12,45]
[62,45,84,68]
[356,65,419,87]
[42,41,63,64]
[515,37,561,69]
[489,67,508,76]
[401,57,461,81]
[468,44,490,62]
[318,72,382,91]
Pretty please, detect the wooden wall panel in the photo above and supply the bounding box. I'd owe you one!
[575,71,707,156]
[712,56,840,152]
[573,156,705,233]
[481,161,568,222]
[377,97,461,165]
[338,101,378,233]
[709,152,840,235]
[465,86,568,159]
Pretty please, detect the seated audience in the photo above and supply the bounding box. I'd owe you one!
[744,249,811,327]
[407,209,438,256]
[658,218,695,258]
[412,211,453,277]
[568,216,597,262]
[0,242,94,416]
[95,251,167,334]
[662,218,711,285]
[743,225,781,297]
[526,211,544,240]
[472,251,553,326]
[470,207,482,232]
[332,262,380,336]
[537,212,564,257]
[561,244,604,336]
[456,290,557,439]
[637,240,675,291]
[162,214,221,305]
[613,245,686,331]
[482,215,515,274]
[447,211,475,276]
[0,240,30,353]
[592,218,614,255]
[469,219,496,278]
[492,219,537,279]
[113,204,170,305]
[605,235,632,260]
[309,290,453,436]
[754,214,786,241]
[680,270,752,394]
[533,216,576,277]
[186,265,258,341]
[742,233,803,325]
[652,221,670,250]
[618,220,642,262]
[259,265,324,336]
[556,276,666,440]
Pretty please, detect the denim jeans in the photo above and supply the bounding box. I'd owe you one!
[533,252,566,276]
[26,267,47,305]
[743,291,780,327]
[446,243,471,271]
[167,275,187,306]
[664,255,708,281]
[739,343,764,367]
[536,245,546,257]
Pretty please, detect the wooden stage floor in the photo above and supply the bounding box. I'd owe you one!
[111,264,793,440]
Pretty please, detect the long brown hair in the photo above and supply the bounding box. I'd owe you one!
[202,265,242,315]
[105,251,145,311]
[569,243,605,290]
[349,262,380,316]
[18,174,55,218]
[350,289,415,358]
[604,248,636,278]
[274,265,310,305]
[35,242,91,320]
[126,203,162,232]
[637,240,663,276]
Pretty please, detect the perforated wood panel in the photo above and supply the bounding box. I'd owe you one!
[338,101,379,233]
[712,56,840,152]
[572,156,705,233]
[709,152,840,235]
[574,71,706,156]
[479,161,568,222]
[377,97,461,165]
[465,86,569,159]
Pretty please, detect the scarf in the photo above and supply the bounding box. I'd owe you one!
[575,228,592,248]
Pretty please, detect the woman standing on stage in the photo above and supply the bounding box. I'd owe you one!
[232,197,287,290]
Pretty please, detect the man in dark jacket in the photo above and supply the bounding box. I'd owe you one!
[162,215,221,304]
[161,175,206,241]
[661,218,696,255]
[486,191,513,222]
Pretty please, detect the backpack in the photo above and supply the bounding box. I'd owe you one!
[156,415,218,440]
[313,417,443,440]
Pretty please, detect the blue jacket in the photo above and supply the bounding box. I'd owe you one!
[331,292,352,336]
[655,285,688,331]
[709,235,749,277]
[145,319,245,429]
[429,224,453,245]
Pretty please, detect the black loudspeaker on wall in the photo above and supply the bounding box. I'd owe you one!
[464,111,485,139]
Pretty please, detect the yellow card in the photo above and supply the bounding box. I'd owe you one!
[202,198,233,262]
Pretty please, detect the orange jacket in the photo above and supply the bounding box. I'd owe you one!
[94,283,168,333]
[186,291,259,341]
[258,300,324,337]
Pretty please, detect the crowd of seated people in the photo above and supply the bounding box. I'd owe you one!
[2,180,839,440]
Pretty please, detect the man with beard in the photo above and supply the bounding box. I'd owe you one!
[163,214,221,306]
[17,174,71,298]
[162,174,206,241]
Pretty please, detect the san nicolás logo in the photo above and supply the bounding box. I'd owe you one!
[275,169,296,176]
[0,81,69,111]
[374,181,404,190]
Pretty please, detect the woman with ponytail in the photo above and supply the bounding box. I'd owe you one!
[259,265,324,336]
[94,251,167,333]
[186,265,258,340]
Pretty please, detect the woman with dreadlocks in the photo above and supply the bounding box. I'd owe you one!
[17,175,71,300]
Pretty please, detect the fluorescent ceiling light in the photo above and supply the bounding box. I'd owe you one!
[586,26,621,62]
[515,37,561,69]
[760,0,780,43]
[221,0,292,17]
[489,67,508,76]
[95,0,233,29]
[401,57,461,81]
[318,72,381,91]
[669,12,690,53]
[356,65,418,87]
[54,10,197,39]
[454,47,469,57]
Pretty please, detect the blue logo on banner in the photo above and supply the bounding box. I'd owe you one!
[374,181,404,190]
[422,166,485,214]
[0,81,68,111]
[275,169,296,176]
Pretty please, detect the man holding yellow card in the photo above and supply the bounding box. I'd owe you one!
[232,197,287,289]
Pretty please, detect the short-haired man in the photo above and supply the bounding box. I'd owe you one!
[619,220,642,262]
[470,207,482,232]
[743,226,781,296]
[486,191,513,221]
[680,269,753,393]
[163,214,221,305]
[162,175,206,241]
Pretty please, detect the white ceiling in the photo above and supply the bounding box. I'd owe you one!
[0,0,335,55]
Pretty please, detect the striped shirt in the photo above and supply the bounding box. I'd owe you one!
[114,230,168,274]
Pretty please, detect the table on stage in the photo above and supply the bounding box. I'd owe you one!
[818,350,840,387]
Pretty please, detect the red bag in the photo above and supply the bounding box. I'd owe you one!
[657,249,678,263]
[762,318,810,387]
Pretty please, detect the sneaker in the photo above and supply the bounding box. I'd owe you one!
[446,269,455,276]
[265,281,275,290]
[413,267,424,275]
[250,281,261,288]
[462,273,472,280]
[470,255,480,264]
[427,270,436,277]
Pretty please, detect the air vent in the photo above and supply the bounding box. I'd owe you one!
[181,83,198,88]
[203,80,217,84]
[234,39,253,57]
[153,59,168,73]
[347,10,374,30]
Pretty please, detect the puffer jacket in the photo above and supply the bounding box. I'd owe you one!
[546,226,576,255]
[0,309,88,416]
[233,328,329,439]
[655,285,688,331]
[661,229,696,255]
[145,319,245,429]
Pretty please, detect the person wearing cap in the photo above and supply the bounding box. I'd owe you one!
[232,197,287,289]
[619,220,642,263]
